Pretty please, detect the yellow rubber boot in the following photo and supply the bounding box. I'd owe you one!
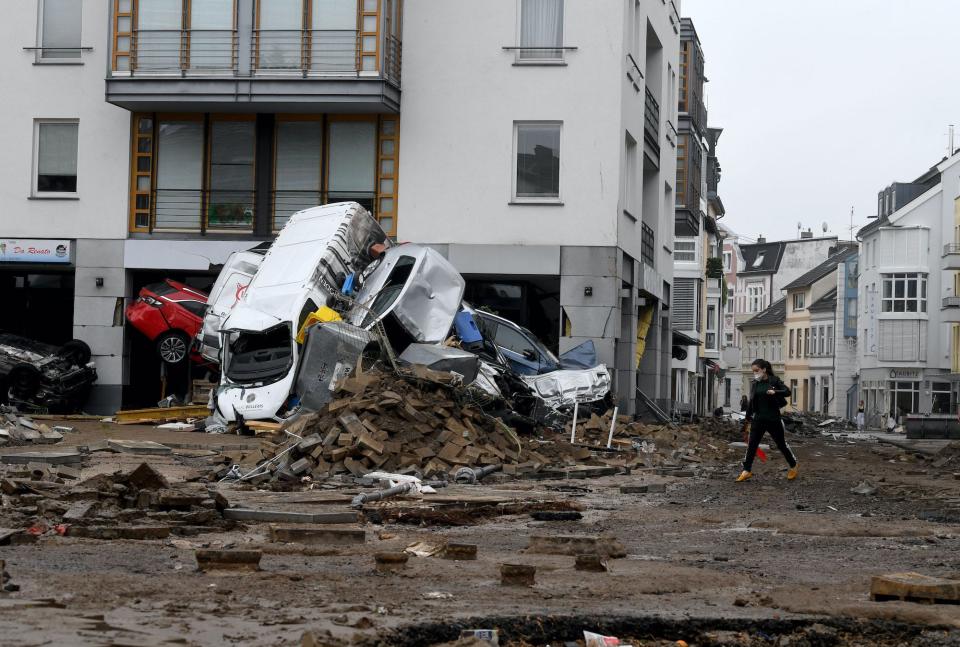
[787,465,799,481]
[735,471,752,482]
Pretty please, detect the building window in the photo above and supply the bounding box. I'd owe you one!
[33,120,79,195]
[804,328,810,357]
[641,222,655,267]
[675,239,697,263]
[39,0,82,61]
[747,284,764,313]
[790,379,798,402]
[705,304,717,350]
[518,0,564,61]
[775,339,782,362]
[932,382,952,414]
[792,292,805,311]
[752,252,765,268]
[723,251,731,271]
[513,122,561,200]
[881,273,927,313]
[889,381,920,416]
[811,327,818,356]
[725,332,734,346]
[624,131,639,217]
[818,325,826,355]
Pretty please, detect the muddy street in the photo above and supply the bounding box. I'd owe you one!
[0,423,958,646]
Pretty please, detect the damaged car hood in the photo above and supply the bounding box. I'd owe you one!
[519,365,612,409]
[349,244,465,344]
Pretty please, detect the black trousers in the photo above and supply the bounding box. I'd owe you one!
[743,418,797,472]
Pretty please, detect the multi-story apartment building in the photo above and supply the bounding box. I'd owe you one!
[2,1,132,411]
[720,224,744,409]
[857,152,960,426]
[400,0,682,416]
[781,246,857,415]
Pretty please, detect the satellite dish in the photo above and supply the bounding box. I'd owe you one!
[797,221,802,230]
[822,222,828,233]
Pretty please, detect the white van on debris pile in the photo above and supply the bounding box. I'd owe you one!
[215,202,390,422]
[196,245,268,364]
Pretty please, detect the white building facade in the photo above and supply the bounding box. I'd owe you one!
[399,0,682,416]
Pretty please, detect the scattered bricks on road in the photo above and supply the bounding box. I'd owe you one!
[374,552,409,574]
[296,434,324,455]
[124,463,169,490]
[56,466,80,480]
[289,457,313,475]
[441,543,478,560]
[195,549,262,573]
[527,535,626,558]
[575,553,608,572]
[870,572,960,604]
[500,564,536,587]
[223,509,360,524]
[158,491,206,510]
[270,525,366,544]
[62,501,96,522]
[529,511,583,521]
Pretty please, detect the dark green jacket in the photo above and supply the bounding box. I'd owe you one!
[745,375,789,422]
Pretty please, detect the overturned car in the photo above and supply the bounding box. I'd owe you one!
[0,333,97,412]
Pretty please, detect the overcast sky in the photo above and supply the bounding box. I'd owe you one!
[681,0,960,243]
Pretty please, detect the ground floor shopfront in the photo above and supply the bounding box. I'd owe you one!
[858,367,957,428]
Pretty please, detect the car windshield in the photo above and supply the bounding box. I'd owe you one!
[225,323,293,384]
[360,255,416,328]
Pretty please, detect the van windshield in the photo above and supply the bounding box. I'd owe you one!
[360,256,416,328]
[225,323,293,384]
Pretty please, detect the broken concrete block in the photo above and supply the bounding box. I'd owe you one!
[530,511,583,521]
[107,440,172,455]
[871,572,960,604]
[270,525,365,545]
[575,553,607,572]
[0,451,83,466]
[527,535,626,558]
[441,543,477,561]
[63,501,97,522]
[500,564,535,587]
[122,463,169,490]
[195,549,262,573]
[289,457,313,475]
[158,491,206,509]
[374,552,409,574]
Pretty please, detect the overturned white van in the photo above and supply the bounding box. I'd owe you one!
[215,203,390,422]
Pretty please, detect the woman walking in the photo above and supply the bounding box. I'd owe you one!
[737,358,798,482]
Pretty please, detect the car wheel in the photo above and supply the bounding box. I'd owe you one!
[57,339,92,366]
[9,365,42,399]
[156,331,190,365]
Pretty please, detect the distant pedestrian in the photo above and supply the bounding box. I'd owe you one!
[737,358,798,482]
[739,395,748,413]
[856,400,865,432]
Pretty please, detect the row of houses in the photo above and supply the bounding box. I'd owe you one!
[725,152,960,426]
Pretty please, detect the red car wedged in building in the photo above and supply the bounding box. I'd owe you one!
[125,280,209,365]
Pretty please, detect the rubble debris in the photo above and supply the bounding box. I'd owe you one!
[0,560,19,593]
[114,404,210,425]
[527,535,627,558]
[500,563,536,587]
[441,543,478,560]
[223,509,359,524]
[458,629,499,646]
[851,481,878,496]
[0,451,82,465]
[870,572,960,604]
[0,408,66,447]
[270,526,365,545]
[106,439,173,455]
[530,510,583,521]
[374,551,409,574]
[575,553,607,573]
[195,549,262,573]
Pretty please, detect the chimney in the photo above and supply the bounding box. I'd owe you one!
[800,228,813,239]
[756,234,765,244]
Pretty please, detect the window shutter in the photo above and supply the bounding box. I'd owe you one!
[673,278,696,329]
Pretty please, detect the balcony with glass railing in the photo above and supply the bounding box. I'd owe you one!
[108,0,401,113]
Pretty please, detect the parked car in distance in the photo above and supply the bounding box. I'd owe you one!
[0,332,97,412]
[126,279,209,365]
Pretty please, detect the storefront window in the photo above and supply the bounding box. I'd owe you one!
[889,380,919,417]
[931,382,952,414]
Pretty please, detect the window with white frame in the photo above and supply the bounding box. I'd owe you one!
[513,122,561,200]
[705,304,717,350]
[33,120,79,195]
[826,325,833,355]
[792,292,805,311]
[818,325,826,355]
[674,239,697,263]
[789,329,794,357]
[38,0,82,62]
[726,284,735,313]
[775,339,782,361]
[725,332,734,346]
[518,0,564,62]
[747,283,765,312]
[881,273,927,312]
[811,327,818,356]
[723,251,731,271]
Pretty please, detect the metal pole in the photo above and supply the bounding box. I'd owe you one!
[570,400,579,444]
[606,406,619,449]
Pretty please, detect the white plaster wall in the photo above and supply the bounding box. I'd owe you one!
[772,238,839,296]
[0,1,129,240]
[397,0,625,247]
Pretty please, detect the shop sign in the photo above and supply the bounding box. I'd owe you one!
[889,369,921,379]
[0,239,71,264]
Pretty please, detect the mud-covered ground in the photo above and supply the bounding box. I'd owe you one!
[1,425,958,646]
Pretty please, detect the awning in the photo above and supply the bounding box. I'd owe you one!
[672,330,702,347]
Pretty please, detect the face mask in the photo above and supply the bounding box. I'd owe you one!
[753,373,763,381]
